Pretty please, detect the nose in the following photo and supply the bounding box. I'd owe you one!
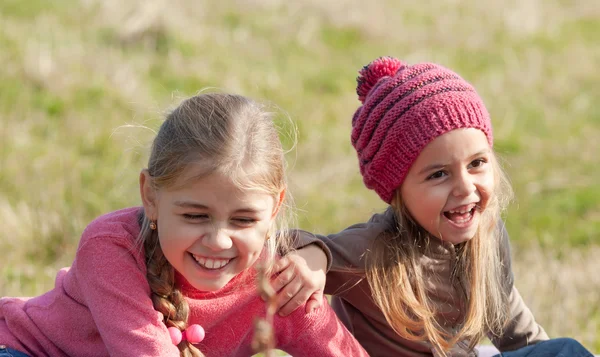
[202,225,233,251]
[452,170,476,197]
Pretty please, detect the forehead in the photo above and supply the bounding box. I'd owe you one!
[416,128,490,164]
[163,166,275,209]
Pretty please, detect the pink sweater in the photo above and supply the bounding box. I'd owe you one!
[0,207,367,357]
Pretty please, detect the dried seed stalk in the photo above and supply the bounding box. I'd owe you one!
[252,264,276,357]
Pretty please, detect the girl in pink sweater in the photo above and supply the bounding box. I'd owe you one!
[0,93,367,357]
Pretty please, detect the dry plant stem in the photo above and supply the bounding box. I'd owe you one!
[252,265,277,357]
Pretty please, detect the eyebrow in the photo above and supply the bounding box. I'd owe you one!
[418,149,490,175]
[173,200,266,214]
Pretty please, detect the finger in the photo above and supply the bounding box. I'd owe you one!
[305,290,324,313]
[272,256,291,275]
[270,267,296,293]
[275,278,305,316]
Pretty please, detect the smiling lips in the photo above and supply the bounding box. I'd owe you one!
[443,203,478,226]
[191,254,232,270]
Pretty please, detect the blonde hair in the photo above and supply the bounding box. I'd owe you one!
[365,152,513,356]
[137,93,292,356]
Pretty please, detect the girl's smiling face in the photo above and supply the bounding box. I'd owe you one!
[400,128,495,244]
[141,168,283,292]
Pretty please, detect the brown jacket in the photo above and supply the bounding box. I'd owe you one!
[296,208,548,356]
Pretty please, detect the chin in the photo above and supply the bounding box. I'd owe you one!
[449,234,475,244]
[437,229,478,245]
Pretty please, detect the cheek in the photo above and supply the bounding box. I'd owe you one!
[402,187,448,225]
[157,218,200,250]
[477,171,496,199]
[157,225,181,256]
[237,225,269,254]
[406,187,446,210]
[402,189,436,220]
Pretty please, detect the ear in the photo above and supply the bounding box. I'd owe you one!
[271,187,287,219]
[139,169,158,220]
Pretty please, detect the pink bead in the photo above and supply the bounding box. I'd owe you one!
[185,324,205,344]
[168,326,182,345]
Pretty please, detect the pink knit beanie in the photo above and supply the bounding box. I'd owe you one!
[352,56,493,204]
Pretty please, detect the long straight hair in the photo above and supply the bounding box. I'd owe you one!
[365,152,513,356]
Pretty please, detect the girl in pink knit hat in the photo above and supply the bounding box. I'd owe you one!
[0,93,368,357]
[293,57,594,357]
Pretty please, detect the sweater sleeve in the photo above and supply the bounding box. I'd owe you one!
[276,297,369,357]
[488,223,549,351]
[73,234,181,357]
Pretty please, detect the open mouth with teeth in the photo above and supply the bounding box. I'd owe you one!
[191,253,233,270]
[443,203,478,227]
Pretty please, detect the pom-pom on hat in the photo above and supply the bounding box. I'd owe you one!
[351,56,493,204]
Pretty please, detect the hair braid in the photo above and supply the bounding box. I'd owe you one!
[140,213,205,357]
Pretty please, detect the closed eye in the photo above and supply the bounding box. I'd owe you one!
[233,217,257,226]
[183,214,209,221]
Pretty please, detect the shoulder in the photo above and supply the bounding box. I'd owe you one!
[74,207,145,266]
[496,219,514,291]
[495,219,512,265]
[354,206,396,233]
[79,207,142,246]
[330,207,396,243]
[71,207,148,286]
[497,219,511,253]
[368,206,396,226]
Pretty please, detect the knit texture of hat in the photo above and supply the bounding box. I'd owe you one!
[352,56,493,204]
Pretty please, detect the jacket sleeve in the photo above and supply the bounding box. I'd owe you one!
[490,286,549,351]
[288,230,334,271]
[488,223,549,351]
[277,297,369,357]
[292,209,394,296]
[74,233,181,356]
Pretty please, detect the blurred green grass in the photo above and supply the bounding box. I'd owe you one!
[0,0,598,352]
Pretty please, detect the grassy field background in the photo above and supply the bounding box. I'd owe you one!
[0,0,598,353]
